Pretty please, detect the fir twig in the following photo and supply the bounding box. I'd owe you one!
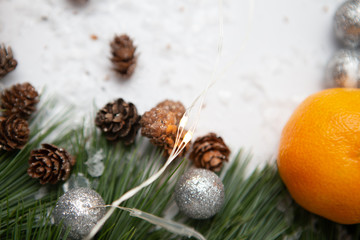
[1,100,360,239]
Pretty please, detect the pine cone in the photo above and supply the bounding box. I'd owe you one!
[189,133,230,172]
[140,100,190,157]
[95,98,141,145]
[27,143,76,184]
[1,82,39,118]
[0,44,17,78]
[110,34,137,77]
[0,114,29,151]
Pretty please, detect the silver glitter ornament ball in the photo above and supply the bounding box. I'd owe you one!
[325,49,360,88]
[334,0,360,48]
[53,187,106,240]
[174,168,225,219]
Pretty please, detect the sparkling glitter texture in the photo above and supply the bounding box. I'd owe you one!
[325,49,360,88]
[174,168,225,219]
[53,187,106,240]
[334,0,360,48]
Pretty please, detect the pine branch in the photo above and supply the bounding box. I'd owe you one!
[1,100,360,239]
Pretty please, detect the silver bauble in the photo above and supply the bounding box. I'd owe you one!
[53,187,106,240]
[174,168,225,219]
[334,0,360,48]
[325,49,360,88]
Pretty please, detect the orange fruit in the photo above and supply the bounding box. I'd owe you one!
[278,88,360,224]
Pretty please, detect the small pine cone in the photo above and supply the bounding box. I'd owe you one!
[140,99,189,157]
[0,115,29,151]
[0,44,17,78]
[1,82,39,118]
[95,98,141,145]
[189,133,230,172]
[27,143,76,184]
[110,34,137,77]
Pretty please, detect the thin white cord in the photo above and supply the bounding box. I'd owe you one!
[94,205,206,240]
[85,0,257,238]
[217,0,255,81]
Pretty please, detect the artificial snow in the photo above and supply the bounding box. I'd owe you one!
[0,0,339,171]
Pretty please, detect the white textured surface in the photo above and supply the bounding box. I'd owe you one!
[0,0,342,170]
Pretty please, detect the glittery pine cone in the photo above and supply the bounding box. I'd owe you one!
[95,98,141,145]
[0,44,17,78]
[27,144,76,184]
[189,133,230,172]
[110,34,137,77]
[0,114,29,151]
[1,82,39,118]
[140,99,190,157]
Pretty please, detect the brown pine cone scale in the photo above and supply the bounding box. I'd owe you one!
[95,98,141,145]
[110,34,137,77]
[189,133,230,172]
[0,44,17,78]
[0,115,29,151]
[27,144,76,184]
[1,82,39,118]
[140,100,189,157]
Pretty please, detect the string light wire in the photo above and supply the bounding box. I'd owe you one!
[85,0,255,238]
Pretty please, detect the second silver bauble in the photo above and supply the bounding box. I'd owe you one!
[334,0,360,48]
[174,168,225,219]
[325,49,360,88]
[52,187,106,240]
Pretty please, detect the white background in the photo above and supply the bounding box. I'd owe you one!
[0,0,344,170]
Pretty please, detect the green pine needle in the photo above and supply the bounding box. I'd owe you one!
[1,100,359,239]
